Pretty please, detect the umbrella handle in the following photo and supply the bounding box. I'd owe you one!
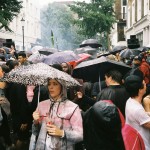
[99,72,101,92]
[37,85,40,106]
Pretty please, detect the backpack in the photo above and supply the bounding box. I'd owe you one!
[104,100,145,150]
[122,124,145,150]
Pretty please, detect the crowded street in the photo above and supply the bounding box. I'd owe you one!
[0,0,150,150]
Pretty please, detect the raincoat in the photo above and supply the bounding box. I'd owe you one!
[29,80,83,150]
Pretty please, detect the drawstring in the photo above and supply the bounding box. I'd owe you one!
[48,101,55,119]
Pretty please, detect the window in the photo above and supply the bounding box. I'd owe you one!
[123,0,127,6]
[136,32,143,47]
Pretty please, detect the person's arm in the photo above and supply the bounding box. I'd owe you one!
[143,121,150,128]
[76,91,96,106]
[143,96,150,112]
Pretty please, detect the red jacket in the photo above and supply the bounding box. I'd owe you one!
[139,60,150,84]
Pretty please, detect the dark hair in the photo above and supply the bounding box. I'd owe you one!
[124,75,144,97]
[1,64,10,73]
[61,62,72,75]
[0,54,5,61]
[18,51,26,58]
[51,64,63,71]
[105,69,123,84]
[6,60,13,66]
[8,60,19,70]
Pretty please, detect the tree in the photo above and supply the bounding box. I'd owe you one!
[41,3,86,50]
[69,0,116,48]
[0,0,22,31]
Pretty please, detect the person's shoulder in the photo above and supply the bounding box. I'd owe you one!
[64,100,79,108]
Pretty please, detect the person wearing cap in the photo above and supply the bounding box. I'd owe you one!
[125,75,150,150]
[132,55,142,69]
[132,54,150,96]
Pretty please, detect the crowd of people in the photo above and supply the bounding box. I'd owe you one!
[0,45,149,150]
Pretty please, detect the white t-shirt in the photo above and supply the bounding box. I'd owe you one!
[125,98,150,150]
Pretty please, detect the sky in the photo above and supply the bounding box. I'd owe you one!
[39,0,90,7]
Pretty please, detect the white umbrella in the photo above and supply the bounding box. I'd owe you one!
[4,63,80,87]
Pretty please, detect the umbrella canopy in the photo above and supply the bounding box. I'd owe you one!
[38,48,58,55]
[69,53,91,68]
[77,53,91,63]
[3,63,80,87]
[72,56,131,82]
[31,46,43,54]
[80,39,102,48]
[119,48,142,59]
[27,53,47,64]
[75,46,97,54]
[43,51,80,65]
[97,52,110,58]
[110,46,126,54]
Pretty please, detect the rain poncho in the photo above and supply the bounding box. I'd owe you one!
[29,80,83,150]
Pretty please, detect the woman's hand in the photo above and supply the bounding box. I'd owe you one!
[33,111,40,124]
[46,123,64,137]
[76,91,83,99]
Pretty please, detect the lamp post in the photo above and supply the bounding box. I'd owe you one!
[21,17,25,51]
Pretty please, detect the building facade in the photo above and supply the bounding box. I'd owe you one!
[0,0,41,51]
[110,0,127,47]
[125,0,150,47]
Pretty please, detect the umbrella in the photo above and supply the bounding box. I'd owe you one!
[43,51,80,65]
[76,53,91,63]
[3,63,80,87]
[110,46,126,54]
[97,52,110,58]
[80,39,102,48]
[72,56,131,82]
[74,46,97,59]
[74,46,97,54]
[69,53,91,68]
[27,53,47,64]
[119,48,142,59]
[38,48,58,55]
[31,46,43,54]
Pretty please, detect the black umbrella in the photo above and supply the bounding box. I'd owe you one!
[72,56,131,82]
[119,48,142,59]
[80,39,102,48]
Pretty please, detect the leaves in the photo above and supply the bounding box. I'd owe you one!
[0,0,23,31]
[69,0,116,37]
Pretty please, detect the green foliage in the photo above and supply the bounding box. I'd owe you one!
[69,0,116,37]
[0,0,23,31]
[41,3,86,50]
